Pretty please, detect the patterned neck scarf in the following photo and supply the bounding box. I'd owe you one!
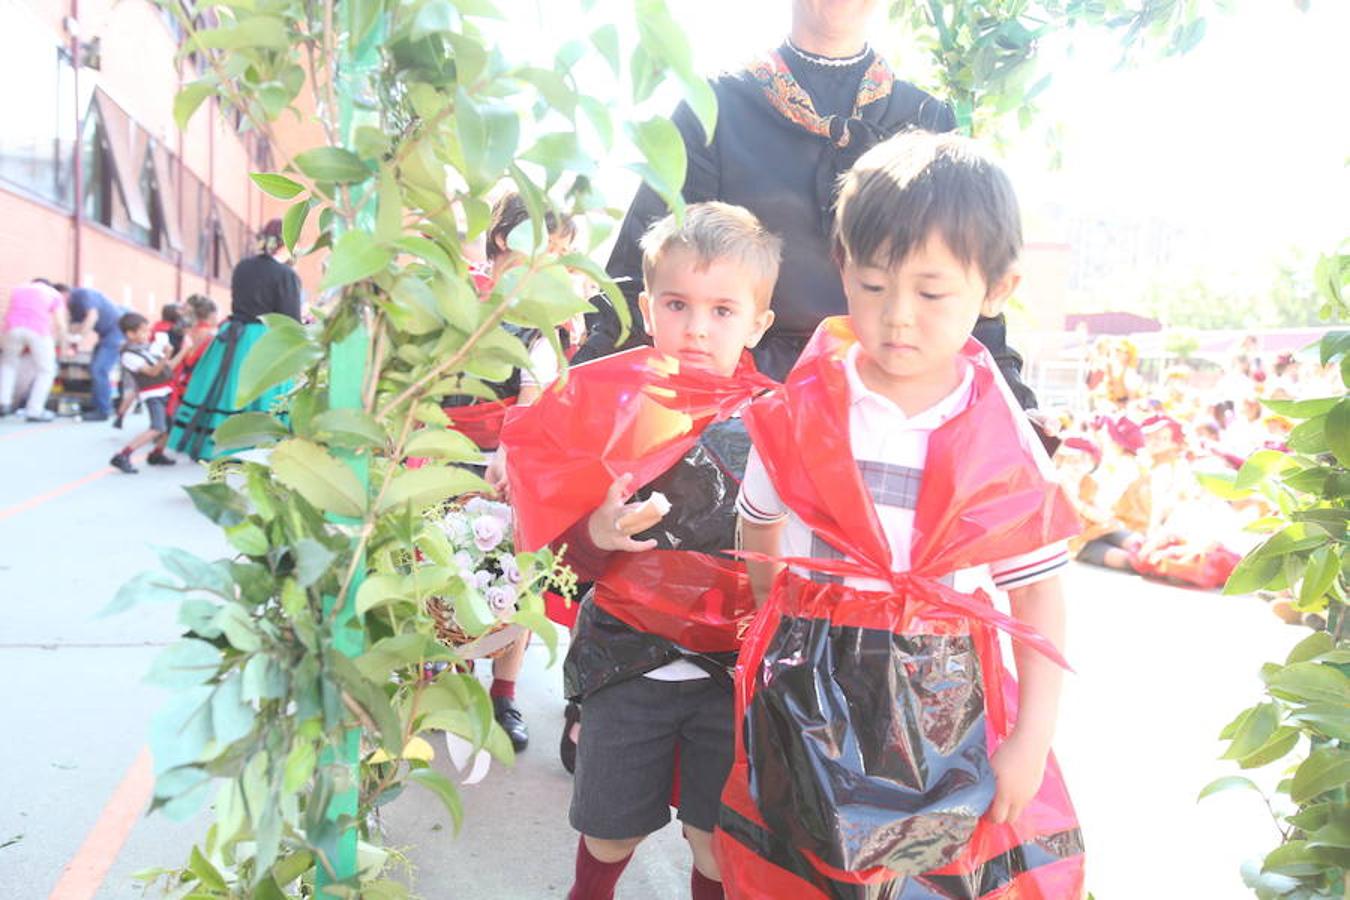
[749,48,894,148]
[748,48,897,230]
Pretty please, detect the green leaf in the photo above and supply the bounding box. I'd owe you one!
[1223,551,1283,595]
[385,275,444,335]
[1326,399,1350,467]
[183,482,250,527]
[1299,547,1340,607]
[1262,840,1323,877]
[249,172,305,199]
[455,89,519,190]
[188,846,227,891]
[311,408,387,450]
[236,315,321,406]
[407,768,463,833]
[1288,415,1329,456]
[1263,396,1341,418]
[411,0,453,40]
[211,673,256,745]
[174,80,216,131]
[1266,661,1350,705]
[149,687,214,773]
[241,654,286,702]
[225,521,269,556]
[377,466,490,514]
[394,236,458,278]
[291,538,336,588]
[328,652,402,751]
[590,24,620,76]
[101,571,183,616]
[1287,631,1335,665]
[1237,725,1299,769]
[1291,748,1350,804]
[356,574,407,616]
[283,740,316,792]
[404,428,483,462]
[1196,470,1253,502]
[214,412,289,451]
[156,547,233,595]
[270,439,367,517]
[500,263,592,330]
[146,639,222,688]
[512,609,557,665]
[1222,701,1278,761]
[1234,449,1296,491]
[213,603,262,653]
[376,166,401,242]
[1197,774,1261,802]
[294,147,372,185]
[193,16,290,51]
[626,116,687,217]
[321,230,395,291]
[281,198,313,253]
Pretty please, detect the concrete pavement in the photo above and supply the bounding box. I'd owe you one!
[0,409,1305,898]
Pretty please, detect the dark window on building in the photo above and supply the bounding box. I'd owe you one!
[80,112,114,226]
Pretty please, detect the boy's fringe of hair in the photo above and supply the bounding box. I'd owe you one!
[640,202,783,308]
[833,130,1022,286]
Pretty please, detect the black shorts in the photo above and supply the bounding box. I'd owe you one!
[570,675,734,839]
[145,395,169,433]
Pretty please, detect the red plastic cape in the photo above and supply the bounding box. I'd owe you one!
[715,318,1085,899]
[502,347,774,649]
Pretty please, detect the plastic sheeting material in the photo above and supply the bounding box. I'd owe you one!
[715,318,1085,899]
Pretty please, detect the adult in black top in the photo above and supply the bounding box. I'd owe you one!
[227,233,302,323]
[577,0,1036,406]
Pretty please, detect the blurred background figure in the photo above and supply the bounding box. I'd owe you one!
[0,277,67,421]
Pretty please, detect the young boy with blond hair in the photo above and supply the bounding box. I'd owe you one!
[503,202,782,900]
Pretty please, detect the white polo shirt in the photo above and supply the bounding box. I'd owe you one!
[738,344,1068,594]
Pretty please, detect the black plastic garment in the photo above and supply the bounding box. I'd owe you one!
[748,620,991,876]
[562,596,735,702]
[628,418,751,554]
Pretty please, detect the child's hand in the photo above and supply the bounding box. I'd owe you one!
[587,473,661,553]
[485,447,508,498]
[986,732,1049,825]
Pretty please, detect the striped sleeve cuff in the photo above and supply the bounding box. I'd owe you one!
[736,491,786,525]
[990,541,1070,590]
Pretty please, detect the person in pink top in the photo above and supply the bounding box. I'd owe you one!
[0,277,68,421]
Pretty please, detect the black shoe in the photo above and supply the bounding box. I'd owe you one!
[146,451,176,466]
[493,695,529,752]
[110,453,138,474]
[0,405,10,417]
[560,701,581,774]
[112,414,123,429]
[84,413,109,422]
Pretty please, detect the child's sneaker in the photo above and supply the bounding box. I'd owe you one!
[110,453,138,474]
[146,451,176,466]
[112,414,124,429]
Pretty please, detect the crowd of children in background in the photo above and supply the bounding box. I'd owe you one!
[1052,332,1341,595]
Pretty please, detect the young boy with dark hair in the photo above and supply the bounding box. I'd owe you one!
[503,202,782,900]
[110,312,194,473]
[718,132,1084,898]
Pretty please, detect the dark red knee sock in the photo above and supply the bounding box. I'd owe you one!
[691,867,724,900]
[567,836,632,900]
[489,677,516,700]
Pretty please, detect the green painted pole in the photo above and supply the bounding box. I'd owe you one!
[316,0,383,892]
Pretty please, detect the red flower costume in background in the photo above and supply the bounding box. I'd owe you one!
[715,318,1086,899]
[504,348,775,656]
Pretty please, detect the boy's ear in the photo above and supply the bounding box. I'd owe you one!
[744,307,775,349]
[981,266,1020,318]
[637,291,655,336]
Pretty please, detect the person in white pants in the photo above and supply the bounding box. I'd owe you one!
[0,278,67,421]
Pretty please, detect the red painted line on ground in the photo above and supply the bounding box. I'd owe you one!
[0,452,147,523]
[48,746,154,900]
[0,419,77,442]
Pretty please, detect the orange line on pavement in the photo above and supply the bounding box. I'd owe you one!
[48,746,154,900]
[0,466,115,522]
[0,451,148,523]
[0,420,77,442]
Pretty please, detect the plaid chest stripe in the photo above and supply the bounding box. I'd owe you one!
[808,460,924,584]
